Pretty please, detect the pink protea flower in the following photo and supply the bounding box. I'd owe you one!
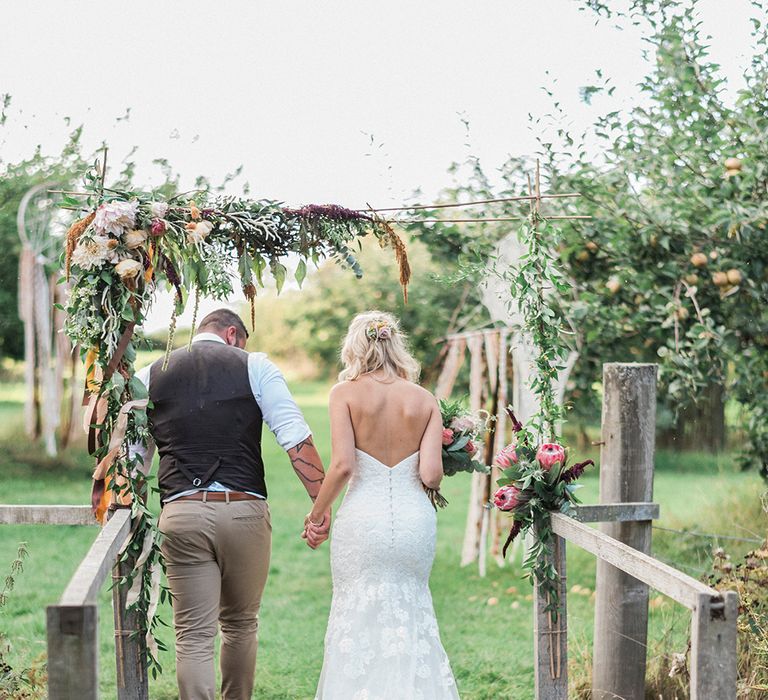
[536,443,565,470]
[493,485,521,511]
[494,443,518,467]
[441,428,454,446]
[464,440,476,454]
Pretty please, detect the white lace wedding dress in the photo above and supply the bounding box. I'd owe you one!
[315,448,460,700]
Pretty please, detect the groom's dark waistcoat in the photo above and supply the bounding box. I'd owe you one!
[149,340,267,502]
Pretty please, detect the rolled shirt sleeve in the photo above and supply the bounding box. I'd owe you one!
[248,353,312,450]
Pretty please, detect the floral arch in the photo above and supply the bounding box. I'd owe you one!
[61,160,410,667]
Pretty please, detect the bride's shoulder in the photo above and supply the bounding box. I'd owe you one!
[403,380,437,402]
[329,381,354,400]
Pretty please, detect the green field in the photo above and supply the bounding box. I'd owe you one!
[0,383,764,699]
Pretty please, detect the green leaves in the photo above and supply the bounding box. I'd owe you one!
[295,258,307,288]
[270,260,288,294]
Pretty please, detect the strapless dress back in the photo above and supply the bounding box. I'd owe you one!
[314,448,460,700]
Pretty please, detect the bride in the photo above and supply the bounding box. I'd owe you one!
[303,311,460,700]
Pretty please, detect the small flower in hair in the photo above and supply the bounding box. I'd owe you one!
[366,322,392,341]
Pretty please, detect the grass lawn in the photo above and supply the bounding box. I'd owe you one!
[0,382,764,699]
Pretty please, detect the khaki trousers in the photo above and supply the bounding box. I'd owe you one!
[159,498,271,700]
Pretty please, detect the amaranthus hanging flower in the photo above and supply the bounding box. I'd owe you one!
[93,200,139,236]
[561,459,594,484]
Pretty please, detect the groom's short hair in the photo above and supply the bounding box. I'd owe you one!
[198,309,249,340]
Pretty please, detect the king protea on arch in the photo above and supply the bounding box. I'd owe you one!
[492,407,593,560]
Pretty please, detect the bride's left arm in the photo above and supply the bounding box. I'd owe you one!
[305,385,355,544]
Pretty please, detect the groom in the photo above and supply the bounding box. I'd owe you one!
[134,308,330,700]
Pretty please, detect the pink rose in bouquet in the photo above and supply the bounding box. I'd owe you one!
[494,443,518,467]
[150,219,167,237]
[450,415,477,433]
[493,485,521,511]
[536,443,565,470]
[464,440,476,454]
[441,428,454,446]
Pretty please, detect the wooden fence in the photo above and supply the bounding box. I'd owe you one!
[1,363,739,698]
[0,505,148,699]
[532,363,739,700]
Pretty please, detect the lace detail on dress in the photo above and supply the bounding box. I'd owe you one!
[315,450,459,700]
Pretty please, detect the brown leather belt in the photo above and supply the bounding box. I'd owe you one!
[175,492,261,503]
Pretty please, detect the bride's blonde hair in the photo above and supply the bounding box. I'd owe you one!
[339,311,420,382]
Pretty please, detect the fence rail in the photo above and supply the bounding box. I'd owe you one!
[2,504,145,699]
[0,504,97,526]
[551,513,717,610]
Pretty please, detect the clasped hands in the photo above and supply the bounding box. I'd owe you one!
[302,510,331,549]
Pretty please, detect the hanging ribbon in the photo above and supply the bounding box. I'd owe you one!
[90,397,149,524]
[84,322,136,454]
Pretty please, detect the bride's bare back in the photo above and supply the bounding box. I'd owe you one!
[347,374,432,463]
[329,372,444,488]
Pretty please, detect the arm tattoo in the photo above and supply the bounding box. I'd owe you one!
[289,436,325,500]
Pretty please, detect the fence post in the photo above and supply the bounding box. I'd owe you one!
[690,591,739,700]
[46,604,98,700]
[112,552,149,700]
[533,532,568,699]
[592,362,657,700]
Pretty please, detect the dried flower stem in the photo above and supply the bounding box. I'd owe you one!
[162,307,178,371]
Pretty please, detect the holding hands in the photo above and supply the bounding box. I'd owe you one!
[302,511,331,549]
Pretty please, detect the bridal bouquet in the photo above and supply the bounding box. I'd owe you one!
[424,399,489,510]
[439,398,490,477]
[492,408,593,612]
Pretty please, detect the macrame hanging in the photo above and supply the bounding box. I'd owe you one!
[17,183,79,455]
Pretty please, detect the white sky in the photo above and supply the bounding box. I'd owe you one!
[1,0,758,331]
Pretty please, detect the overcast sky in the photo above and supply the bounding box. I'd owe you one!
[1,0,758,330]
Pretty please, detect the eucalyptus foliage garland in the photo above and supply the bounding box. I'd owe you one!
[498,212,584,616]
[61,166,410,674]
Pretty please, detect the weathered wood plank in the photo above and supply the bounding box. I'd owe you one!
[60,509,132,606]
[112,552,149,699]
[0,505,98,526]
[533,533,568,700]
[690,590,739,700]
[47,604,98,700]
[551,513,718,609]
[592,362,656,700]
[574,502,659,523]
